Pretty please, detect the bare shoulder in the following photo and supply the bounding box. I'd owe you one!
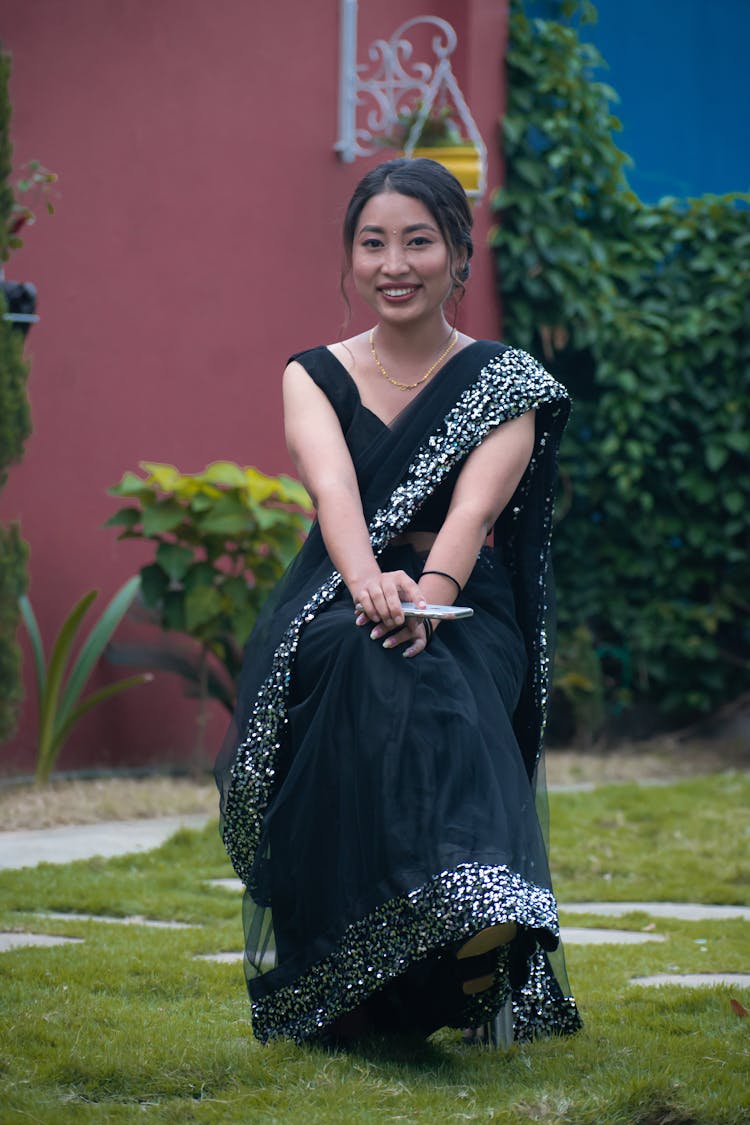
[282,359,314,400]
[452,331,477,355]
[326,334,370,375]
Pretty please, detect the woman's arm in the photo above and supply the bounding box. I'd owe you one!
[283,361,426,628]
[419,410,536,602]
[383,410,536,654]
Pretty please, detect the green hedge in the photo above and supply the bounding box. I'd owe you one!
[0,49,31,743]
[492,1,750,732]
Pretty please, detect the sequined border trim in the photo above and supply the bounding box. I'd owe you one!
[249,861,561,1044]
[222,348,568,887]
[513,950,583,1041]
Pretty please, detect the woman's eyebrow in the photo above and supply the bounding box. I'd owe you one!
[357,223,438,234]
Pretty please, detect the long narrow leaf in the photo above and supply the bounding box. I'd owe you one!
[36,591,98,779]
[18,594,46,703]
[55,576,141,734]
[49,673,153,765]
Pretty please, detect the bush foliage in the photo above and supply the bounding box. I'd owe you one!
[107,462,312,712]
[493,0,750,731]
[0,49,32,743]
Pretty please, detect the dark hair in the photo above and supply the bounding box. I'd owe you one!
[341,158,474,302]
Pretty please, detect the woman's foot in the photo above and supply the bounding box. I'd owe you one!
[456,922,517,995]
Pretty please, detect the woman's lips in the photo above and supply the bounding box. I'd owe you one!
[379,285,420,302]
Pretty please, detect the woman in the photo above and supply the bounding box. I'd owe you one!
[215,158,580,1047]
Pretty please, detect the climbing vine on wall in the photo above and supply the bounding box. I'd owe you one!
[493,0,750,732]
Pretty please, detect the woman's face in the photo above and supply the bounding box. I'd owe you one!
[351,191,456,326]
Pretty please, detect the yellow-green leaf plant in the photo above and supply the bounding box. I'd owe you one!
[106,462,312,733]
[20,576,152,783]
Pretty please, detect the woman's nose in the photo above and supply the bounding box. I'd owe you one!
[382,243,409,274]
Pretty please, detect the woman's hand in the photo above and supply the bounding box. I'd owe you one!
[379,615,433,659]
[353,569,426,632]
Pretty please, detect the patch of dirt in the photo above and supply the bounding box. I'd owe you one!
[0,735,745,832]
[0,776,216,832]
[545,734,748,787]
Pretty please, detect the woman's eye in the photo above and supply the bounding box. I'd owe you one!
[361,238,383,249]
[408,237,431,247]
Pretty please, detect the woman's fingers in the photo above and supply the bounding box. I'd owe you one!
[354,571,428,631]
[354,572,402,628]
[354,590,379,625]
[400,575,428,609]
[379,619,428,658]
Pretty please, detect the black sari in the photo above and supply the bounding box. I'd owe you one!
[215,341,581,1044]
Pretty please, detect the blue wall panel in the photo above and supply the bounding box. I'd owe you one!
[527,1,750,201]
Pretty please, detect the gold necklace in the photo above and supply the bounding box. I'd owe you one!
[369,327,459,392]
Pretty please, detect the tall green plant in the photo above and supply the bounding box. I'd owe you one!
[106,462,312,743]
[0,51,13,250]
[493,0,750,730]
[20,577,152,783]
[0,49,32,742]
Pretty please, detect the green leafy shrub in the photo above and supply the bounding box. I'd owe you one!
[0,49,32,742]
[0,525,27,741]
[106,462,312,717]
[0,297,31,740]
[0,51,13,248]
[550,623,606,747]
[493,0,750,731]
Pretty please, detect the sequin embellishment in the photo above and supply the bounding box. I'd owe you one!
[249,861,562,1044]
[221,347,578,1043]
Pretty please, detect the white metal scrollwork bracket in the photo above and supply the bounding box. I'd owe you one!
[335,0,487,197]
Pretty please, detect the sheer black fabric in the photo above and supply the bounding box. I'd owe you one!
[215,342,581,1043]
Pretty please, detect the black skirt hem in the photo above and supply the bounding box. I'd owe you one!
[247,860,574,1044]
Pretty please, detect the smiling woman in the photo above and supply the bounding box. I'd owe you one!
[214,158,579,1049]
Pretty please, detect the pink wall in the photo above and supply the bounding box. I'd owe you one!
[0,0,507,776]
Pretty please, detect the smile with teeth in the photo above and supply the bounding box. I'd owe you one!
[380,285,420,298]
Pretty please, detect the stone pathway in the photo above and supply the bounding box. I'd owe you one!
[0,815,212,871]
[562,901,750,922]
[0,819,747,995]
[631,973,750,988]
[30,911,198,930]
[0,932,83,952]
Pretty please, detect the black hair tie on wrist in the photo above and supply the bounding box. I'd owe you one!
[420,569,462,596]
[422,618,433,647]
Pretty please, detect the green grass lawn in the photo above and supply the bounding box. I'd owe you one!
[1,773,748,1123]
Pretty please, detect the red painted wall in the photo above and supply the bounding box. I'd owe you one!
[0,0,507,775]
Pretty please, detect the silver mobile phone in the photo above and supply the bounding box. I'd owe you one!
[400,602,474,620]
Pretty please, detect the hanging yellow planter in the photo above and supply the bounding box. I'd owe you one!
[410,145,482,195]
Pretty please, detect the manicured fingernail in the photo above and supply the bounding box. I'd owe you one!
[418,600,427,608]
[370,627,383,640]
[403,647,416,658]
[355,614,366,626]
[382,638,394,649]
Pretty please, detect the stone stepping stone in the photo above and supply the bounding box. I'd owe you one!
[561,926,665,945]
[631,973,750,988]
[562,902,750,922]
[195,951,244,963]
[29,911,199,930]
[0,815,213,871]
[0,932,84,952]
[207,878,244,892]
[194,951,275,967]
